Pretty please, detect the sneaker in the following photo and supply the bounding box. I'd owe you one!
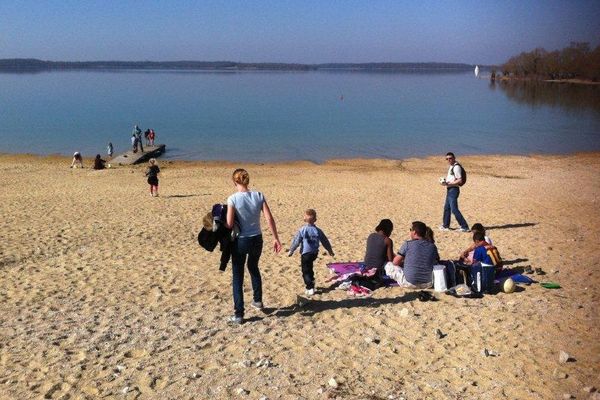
[228,315,243,325]
[459,227,470,233]
[250,301,263,310]
[438,225,450,231]
[305,288,315,296]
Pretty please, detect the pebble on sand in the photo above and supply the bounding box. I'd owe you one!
[364,337,381,344]
[328,378,339,388]
[559,350,571,364]
[553,368,568,379]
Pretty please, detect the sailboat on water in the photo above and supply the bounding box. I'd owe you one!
[474,65,480,78]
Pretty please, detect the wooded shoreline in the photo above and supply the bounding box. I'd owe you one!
[0,58,484,72]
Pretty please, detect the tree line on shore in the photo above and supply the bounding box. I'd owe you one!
[500,42,600,82]
[0,59,477,73]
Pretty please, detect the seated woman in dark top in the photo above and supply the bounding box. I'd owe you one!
[93,154,106,170]
[364,219,394,272]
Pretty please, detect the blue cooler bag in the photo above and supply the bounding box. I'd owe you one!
[470,263,495,294]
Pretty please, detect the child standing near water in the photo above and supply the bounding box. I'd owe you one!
[288,209,334,296]
[145,158,160,197]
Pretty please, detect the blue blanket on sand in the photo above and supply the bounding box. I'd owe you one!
[495,269,535,285]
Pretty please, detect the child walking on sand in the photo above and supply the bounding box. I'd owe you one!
[145,158,160,197]
[288,209,334,296]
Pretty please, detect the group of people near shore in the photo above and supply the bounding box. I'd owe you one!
[70,125,161,195]
[71,124,159,168]
[131,124,156,153]
[70,151,108,170]
[220,152,498,325]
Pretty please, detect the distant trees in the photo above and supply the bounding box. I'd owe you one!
[0,59,478,73]
[501,42,600,81]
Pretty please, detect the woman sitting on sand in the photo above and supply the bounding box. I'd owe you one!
[364,219,394,273]
[225,168,282,325]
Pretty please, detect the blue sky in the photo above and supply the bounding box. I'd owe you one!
[1,0,599,65]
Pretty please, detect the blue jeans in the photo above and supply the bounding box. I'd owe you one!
[443,187,468,230]
[231,235,263,318]
[301,252,318,290]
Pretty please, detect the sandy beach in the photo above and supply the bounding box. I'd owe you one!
[0,152,599,400]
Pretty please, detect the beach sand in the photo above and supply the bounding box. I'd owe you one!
[0,152,599,400]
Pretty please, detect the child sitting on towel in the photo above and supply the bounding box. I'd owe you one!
[288,209,334,296]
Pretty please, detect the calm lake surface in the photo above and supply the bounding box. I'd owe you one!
[1,70,599,162]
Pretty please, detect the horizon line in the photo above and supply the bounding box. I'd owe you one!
[0,58,494,66]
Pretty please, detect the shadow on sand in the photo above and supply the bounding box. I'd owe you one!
[163,194,204,198]
[272,291,421,319]
[486,222,536,230]
[502,258,529,266]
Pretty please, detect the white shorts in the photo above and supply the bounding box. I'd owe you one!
[384,262,432,289]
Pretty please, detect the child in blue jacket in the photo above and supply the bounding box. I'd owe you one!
[289,209,334,296]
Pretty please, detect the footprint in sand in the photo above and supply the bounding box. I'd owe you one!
[124,348,148,359]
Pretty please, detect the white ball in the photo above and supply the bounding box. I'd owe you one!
[503,278,516,293]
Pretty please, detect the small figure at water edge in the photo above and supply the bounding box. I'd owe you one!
[131,134,138,153]
[107,142,113,158]
[70,151,83,168]
[145,158,160,197]
[149,129,155,146]
[93,154,106,170]
[133,124,144,153]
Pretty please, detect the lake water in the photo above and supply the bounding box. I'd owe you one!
[1,70,599,162]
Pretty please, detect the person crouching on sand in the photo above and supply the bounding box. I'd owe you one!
[70,152,83,168]
[145,158,160,197]
[288,208,334,296]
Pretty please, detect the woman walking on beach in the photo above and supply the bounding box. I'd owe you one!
[226,168,282,325]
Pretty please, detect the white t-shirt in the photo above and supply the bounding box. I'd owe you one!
[446,163,463,183]
[227,191,265,238]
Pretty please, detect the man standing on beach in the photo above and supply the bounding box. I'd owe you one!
[133,125,144,153]
[440,152,469,232]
